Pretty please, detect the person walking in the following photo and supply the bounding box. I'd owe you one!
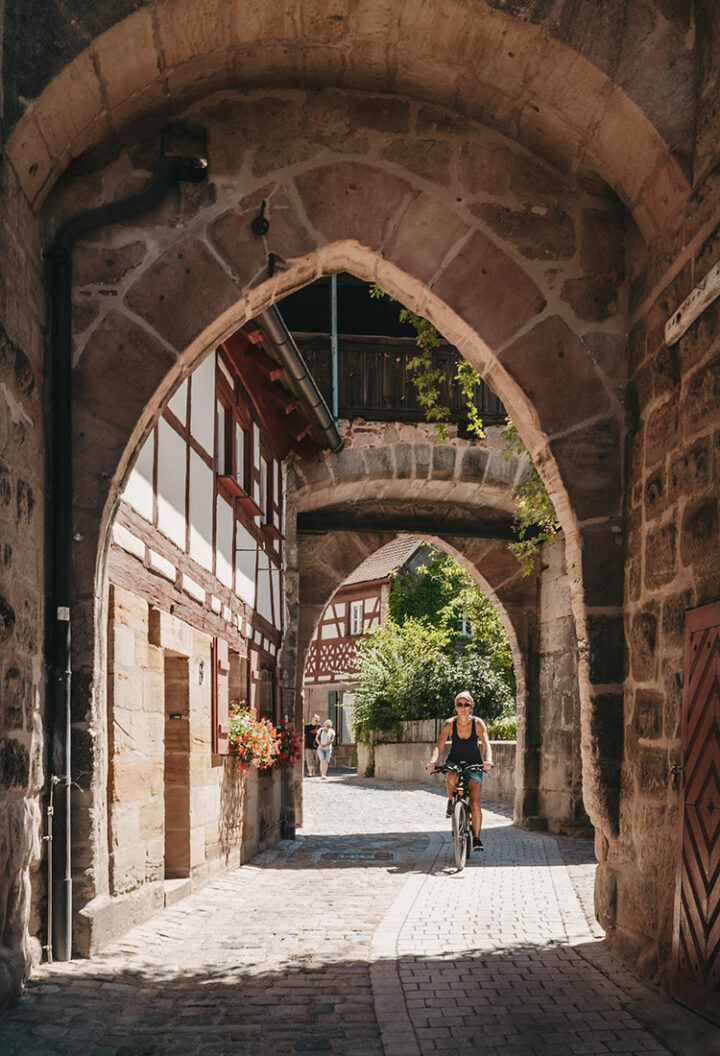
[304,714,321,777]
[426,690,493,850]
[315,719,335,779]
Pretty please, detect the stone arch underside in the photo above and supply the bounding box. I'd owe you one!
[6,0,691,241]
[289,443,574,829]
[290,441,533,663]
[43,79,637,923]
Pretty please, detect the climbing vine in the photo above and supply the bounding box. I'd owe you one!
[369,285,485,440]
[369,286,560,575]
[500,421,560,576]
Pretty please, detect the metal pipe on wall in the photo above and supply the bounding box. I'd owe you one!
[330,274,339,422]
[44,155,207,961]
[256,306,343,452]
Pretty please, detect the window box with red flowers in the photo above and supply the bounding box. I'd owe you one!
[228,704,279,774]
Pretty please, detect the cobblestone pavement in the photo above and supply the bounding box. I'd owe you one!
[1,776,713,1056]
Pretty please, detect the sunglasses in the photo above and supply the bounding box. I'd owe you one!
[455,702,471,707]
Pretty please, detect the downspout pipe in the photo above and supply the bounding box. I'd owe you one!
[44,155,207,962]
[330,274,339,422]
[256,305,343,453]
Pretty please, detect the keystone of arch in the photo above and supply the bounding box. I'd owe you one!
[9,0,689,238]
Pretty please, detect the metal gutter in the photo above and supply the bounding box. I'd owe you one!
[256,305,343,453]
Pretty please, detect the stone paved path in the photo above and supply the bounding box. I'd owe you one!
[0,776,708,1055]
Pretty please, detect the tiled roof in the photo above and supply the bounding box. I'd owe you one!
[342,536,424,586]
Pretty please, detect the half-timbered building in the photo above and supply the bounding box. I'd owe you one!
[303,537,425,761]
[100,324,319,939]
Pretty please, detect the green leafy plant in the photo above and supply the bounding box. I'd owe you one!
[352,616,514,739]
[486,704,517,741]
[389,546,515,688]
[370,285,485,440]
[501,420,560,576]
[369,287,560,575]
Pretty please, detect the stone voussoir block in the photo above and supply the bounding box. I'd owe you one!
[500,315,611,435]
[429,444,456,480]
[124,236,241,352]
[432,230,546,349]
[293,162,414,251]
[384,193,472,285]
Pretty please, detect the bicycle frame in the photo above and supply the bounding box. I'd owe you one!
[433,762,483,871]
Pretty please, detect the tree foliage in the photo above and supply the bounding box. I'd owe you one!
[353,548,516,738]
[353,619,515,738]
[389,547,514,686]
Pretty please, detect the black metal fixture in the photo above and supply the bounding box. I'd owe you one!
[251,200,269,236]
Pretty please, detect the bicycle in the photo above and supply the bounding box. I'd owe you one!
[433,762,484,871]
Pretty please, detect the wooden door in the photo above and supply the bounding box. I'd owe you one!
[671,600,720,1024]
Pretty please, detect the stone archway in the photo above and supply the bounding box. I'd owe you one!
[5,0,691,241]
[50,101,632,936]
[288,437,586,834]
[0,0,714,1007]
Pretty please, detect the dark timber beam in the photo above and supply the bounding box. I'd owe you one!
[296,512,519,539]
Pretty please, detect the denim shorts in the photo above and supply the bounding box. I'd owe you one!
[317,746,332,763]
[448,762,483,785]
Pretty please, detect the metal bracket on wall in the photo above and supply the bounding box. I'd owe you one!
[665,260,720,345]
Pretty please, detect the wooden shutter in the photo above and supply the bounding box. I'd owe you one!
[328,690,338,737]
[212,637,230,754]
[671,601,720,1024]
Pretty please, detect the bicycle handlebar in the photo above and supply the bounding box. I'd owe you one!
[432,762,485,774]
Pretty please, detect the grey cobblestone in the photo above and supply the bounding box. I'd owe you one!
[0,776,714,1055]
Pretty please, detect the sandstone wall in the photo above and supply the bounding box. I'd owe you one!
[76,584,281,955]
[370,739,516,805]
[536,540,589,836]
[0,149,47,1002]
[600,1,720,982]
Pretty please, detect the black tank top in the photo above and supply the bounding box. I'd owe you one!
[448,717,484,765]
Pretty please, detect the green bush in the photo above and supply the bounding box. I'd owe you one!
[486,708,517,741]
[353,618,514,738]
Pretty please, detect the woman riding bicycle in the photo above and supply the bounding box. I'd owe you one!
[426,690,493,851]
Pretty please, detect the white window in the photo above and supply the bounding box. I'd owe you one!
[216,400,229,474]
[259,457,269,522]
[234,422,245,488]
[349,600,363,636]
[156,419,187,550]
[190,354,215,454]
[461,611,473,638]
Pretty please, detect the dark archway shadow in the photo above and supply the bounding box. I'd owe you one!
[1,942,710,1056]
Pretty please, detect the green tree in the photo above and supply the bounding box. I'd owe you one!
[389,547,515,687]
[353,548,516,739]
[353,618,514,739]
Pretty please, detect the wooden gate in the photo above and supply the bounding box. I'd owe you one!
[671,601,720,1023]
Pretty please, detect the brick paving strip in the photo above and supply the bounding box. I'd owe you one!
[2,776,718,1056]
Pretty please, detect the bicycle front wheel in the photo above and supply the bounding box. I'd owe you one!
[452,800,468,871]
